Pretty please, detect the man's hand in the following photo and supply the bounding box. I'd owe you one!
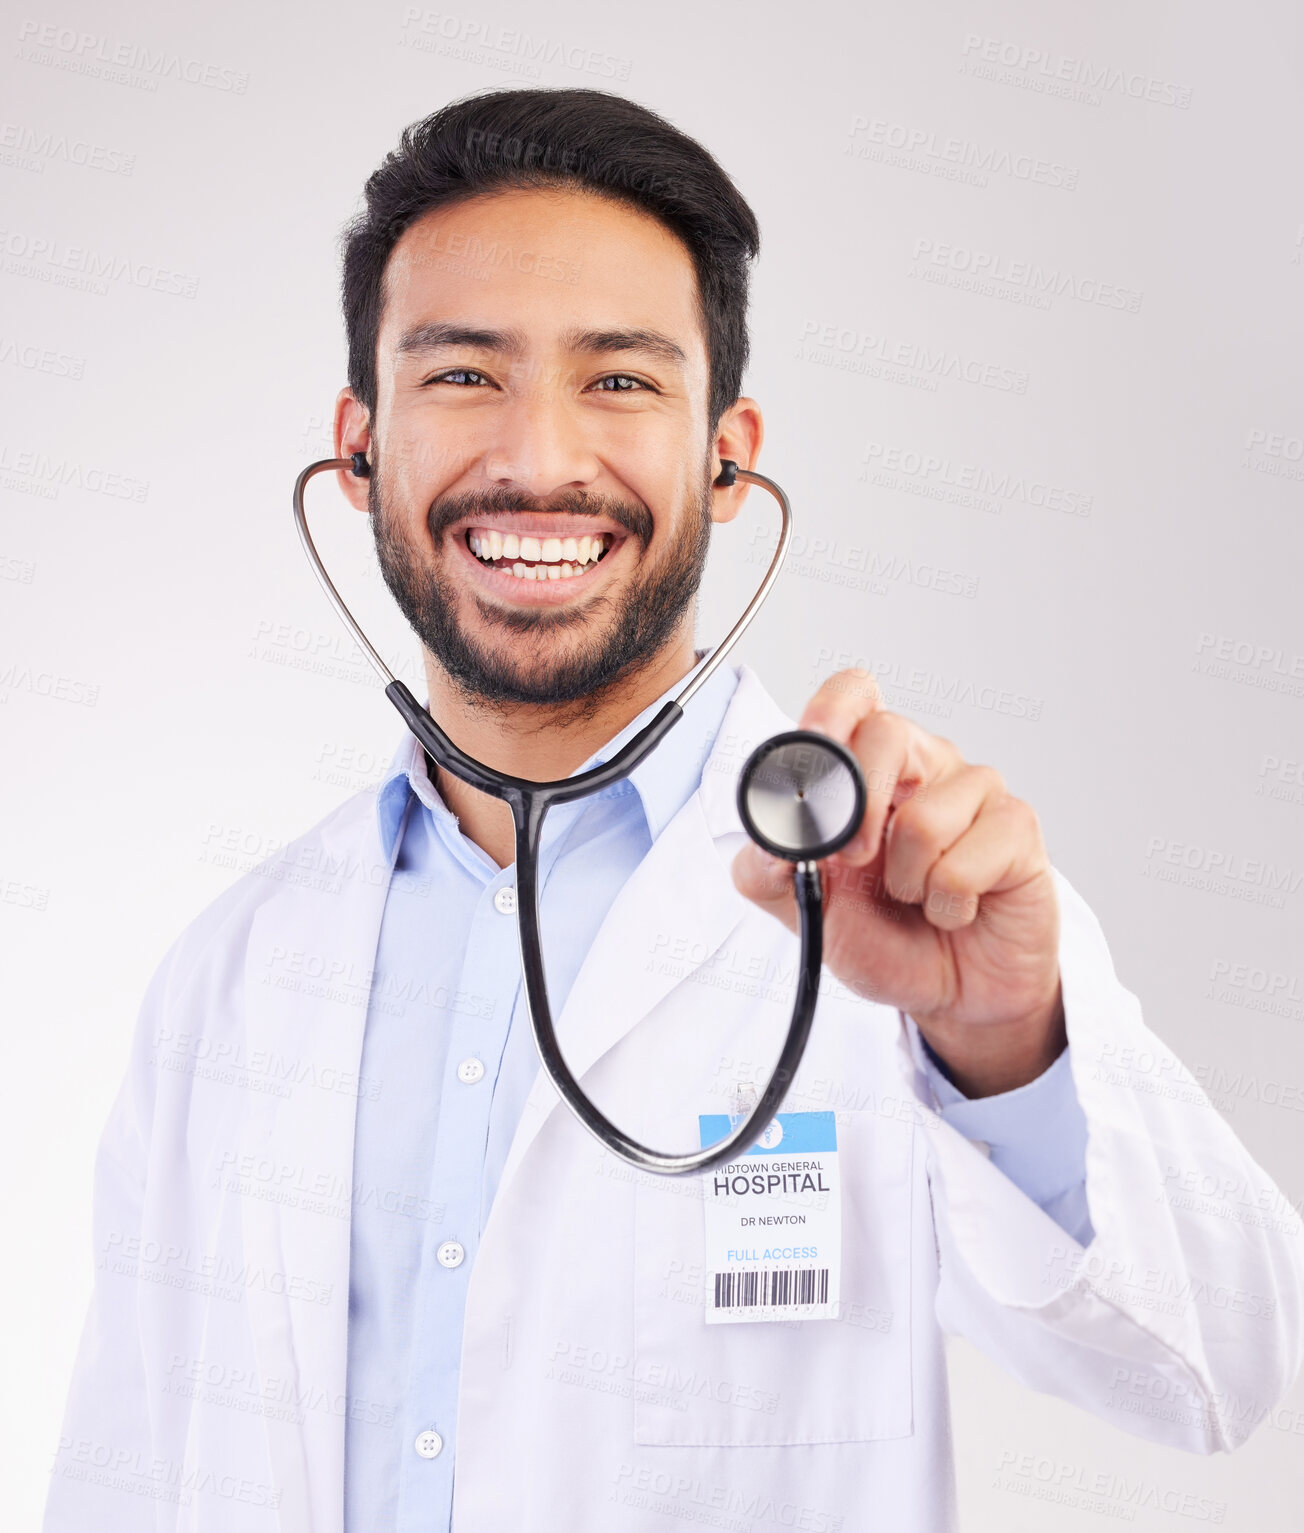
[732,669,1065,1098]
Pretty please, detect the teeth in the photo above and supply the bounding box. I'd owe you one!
[467,528,612,578]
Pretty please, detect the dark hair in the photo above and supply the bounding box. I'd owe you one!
[341,88,760,433]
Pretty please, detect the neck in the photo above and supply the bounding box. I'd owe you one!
[420,630,702,870]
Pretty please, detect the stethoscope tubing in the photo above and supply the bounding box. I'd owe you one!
[293,455,824,1175]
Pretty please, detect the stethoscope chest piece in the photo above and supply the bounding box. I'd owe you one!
[737,731,866,862]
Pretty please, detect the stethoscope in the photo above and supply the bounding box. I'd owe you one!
[293,453,866,1176]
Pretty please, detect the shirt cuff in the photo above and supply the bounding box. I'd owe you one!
[907,1015,1089,1214]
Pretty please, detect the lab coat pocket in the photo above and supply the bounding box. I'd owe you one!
[632,1105,915,1445]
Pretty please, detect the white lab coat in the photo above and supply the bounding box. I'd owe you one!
[45,664,1304,1532]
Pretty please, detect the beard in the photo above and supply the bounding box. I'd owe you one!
[369,459,713,711]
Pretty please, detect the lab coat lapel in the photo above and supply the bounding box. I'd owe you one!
[237,804,398,1533]
[497,665,795,1190]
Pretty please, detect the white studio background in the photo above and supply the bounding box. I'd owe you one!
[3,1,1302,1527]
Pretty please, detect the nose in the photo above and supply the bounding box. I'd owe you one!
[480,369,602,501]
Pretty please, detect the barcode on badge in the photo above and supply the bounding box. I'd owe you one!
[713,1268,830,1309]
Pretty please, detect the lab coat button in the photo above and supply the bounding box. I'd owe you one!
[493,885,517,914]
[437,1240,465,1269]
[414,1429,443,1459]
[457,1057,485,1084]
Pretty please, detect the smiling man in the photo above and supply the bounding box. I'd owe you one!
[336,161,760,873]
[46,88,1304,1533]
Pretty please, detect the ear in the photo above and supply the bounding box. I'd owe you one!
[710,397,765,525]
[333,387,372,513]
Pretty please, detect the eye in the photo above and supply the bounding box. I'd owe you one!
[589,374,655,393]
[423,367,493,387]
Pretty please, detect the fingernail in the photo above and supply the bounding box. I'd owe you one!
[845,831,872,861]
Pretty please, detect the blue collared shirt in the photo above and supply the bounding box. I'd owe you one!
[343,655,1091,1531]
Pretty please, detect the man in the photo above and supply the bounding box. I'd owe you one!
[45,87,1304,1532]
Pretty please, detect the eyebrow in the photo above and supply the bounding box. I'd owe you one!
[395,321,688,367]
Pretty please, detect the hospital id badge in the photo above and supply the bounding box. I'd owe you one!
[698,1111,841,1325]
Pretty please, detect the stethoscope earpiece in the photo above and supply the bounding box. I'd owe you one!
[357,451,724,485]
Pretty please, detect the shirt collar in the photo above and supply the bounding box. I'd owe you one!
[375,649,740,862]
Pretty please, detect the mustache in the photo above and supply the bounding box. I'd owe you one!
[424,486,654,548]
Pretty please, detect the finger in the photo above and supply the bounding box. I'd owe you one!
[839,712,963,866]
[797,668,883,742]
[881,764,1006,905]
[920,797,1048,931]
[731,841,800,935]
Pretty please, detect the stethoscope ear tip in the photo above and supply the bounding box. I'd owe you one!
[350,452,372,479]
[715,458,738,488]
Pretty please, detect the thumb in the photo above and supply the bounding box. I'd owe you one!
[731,841,800,934]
